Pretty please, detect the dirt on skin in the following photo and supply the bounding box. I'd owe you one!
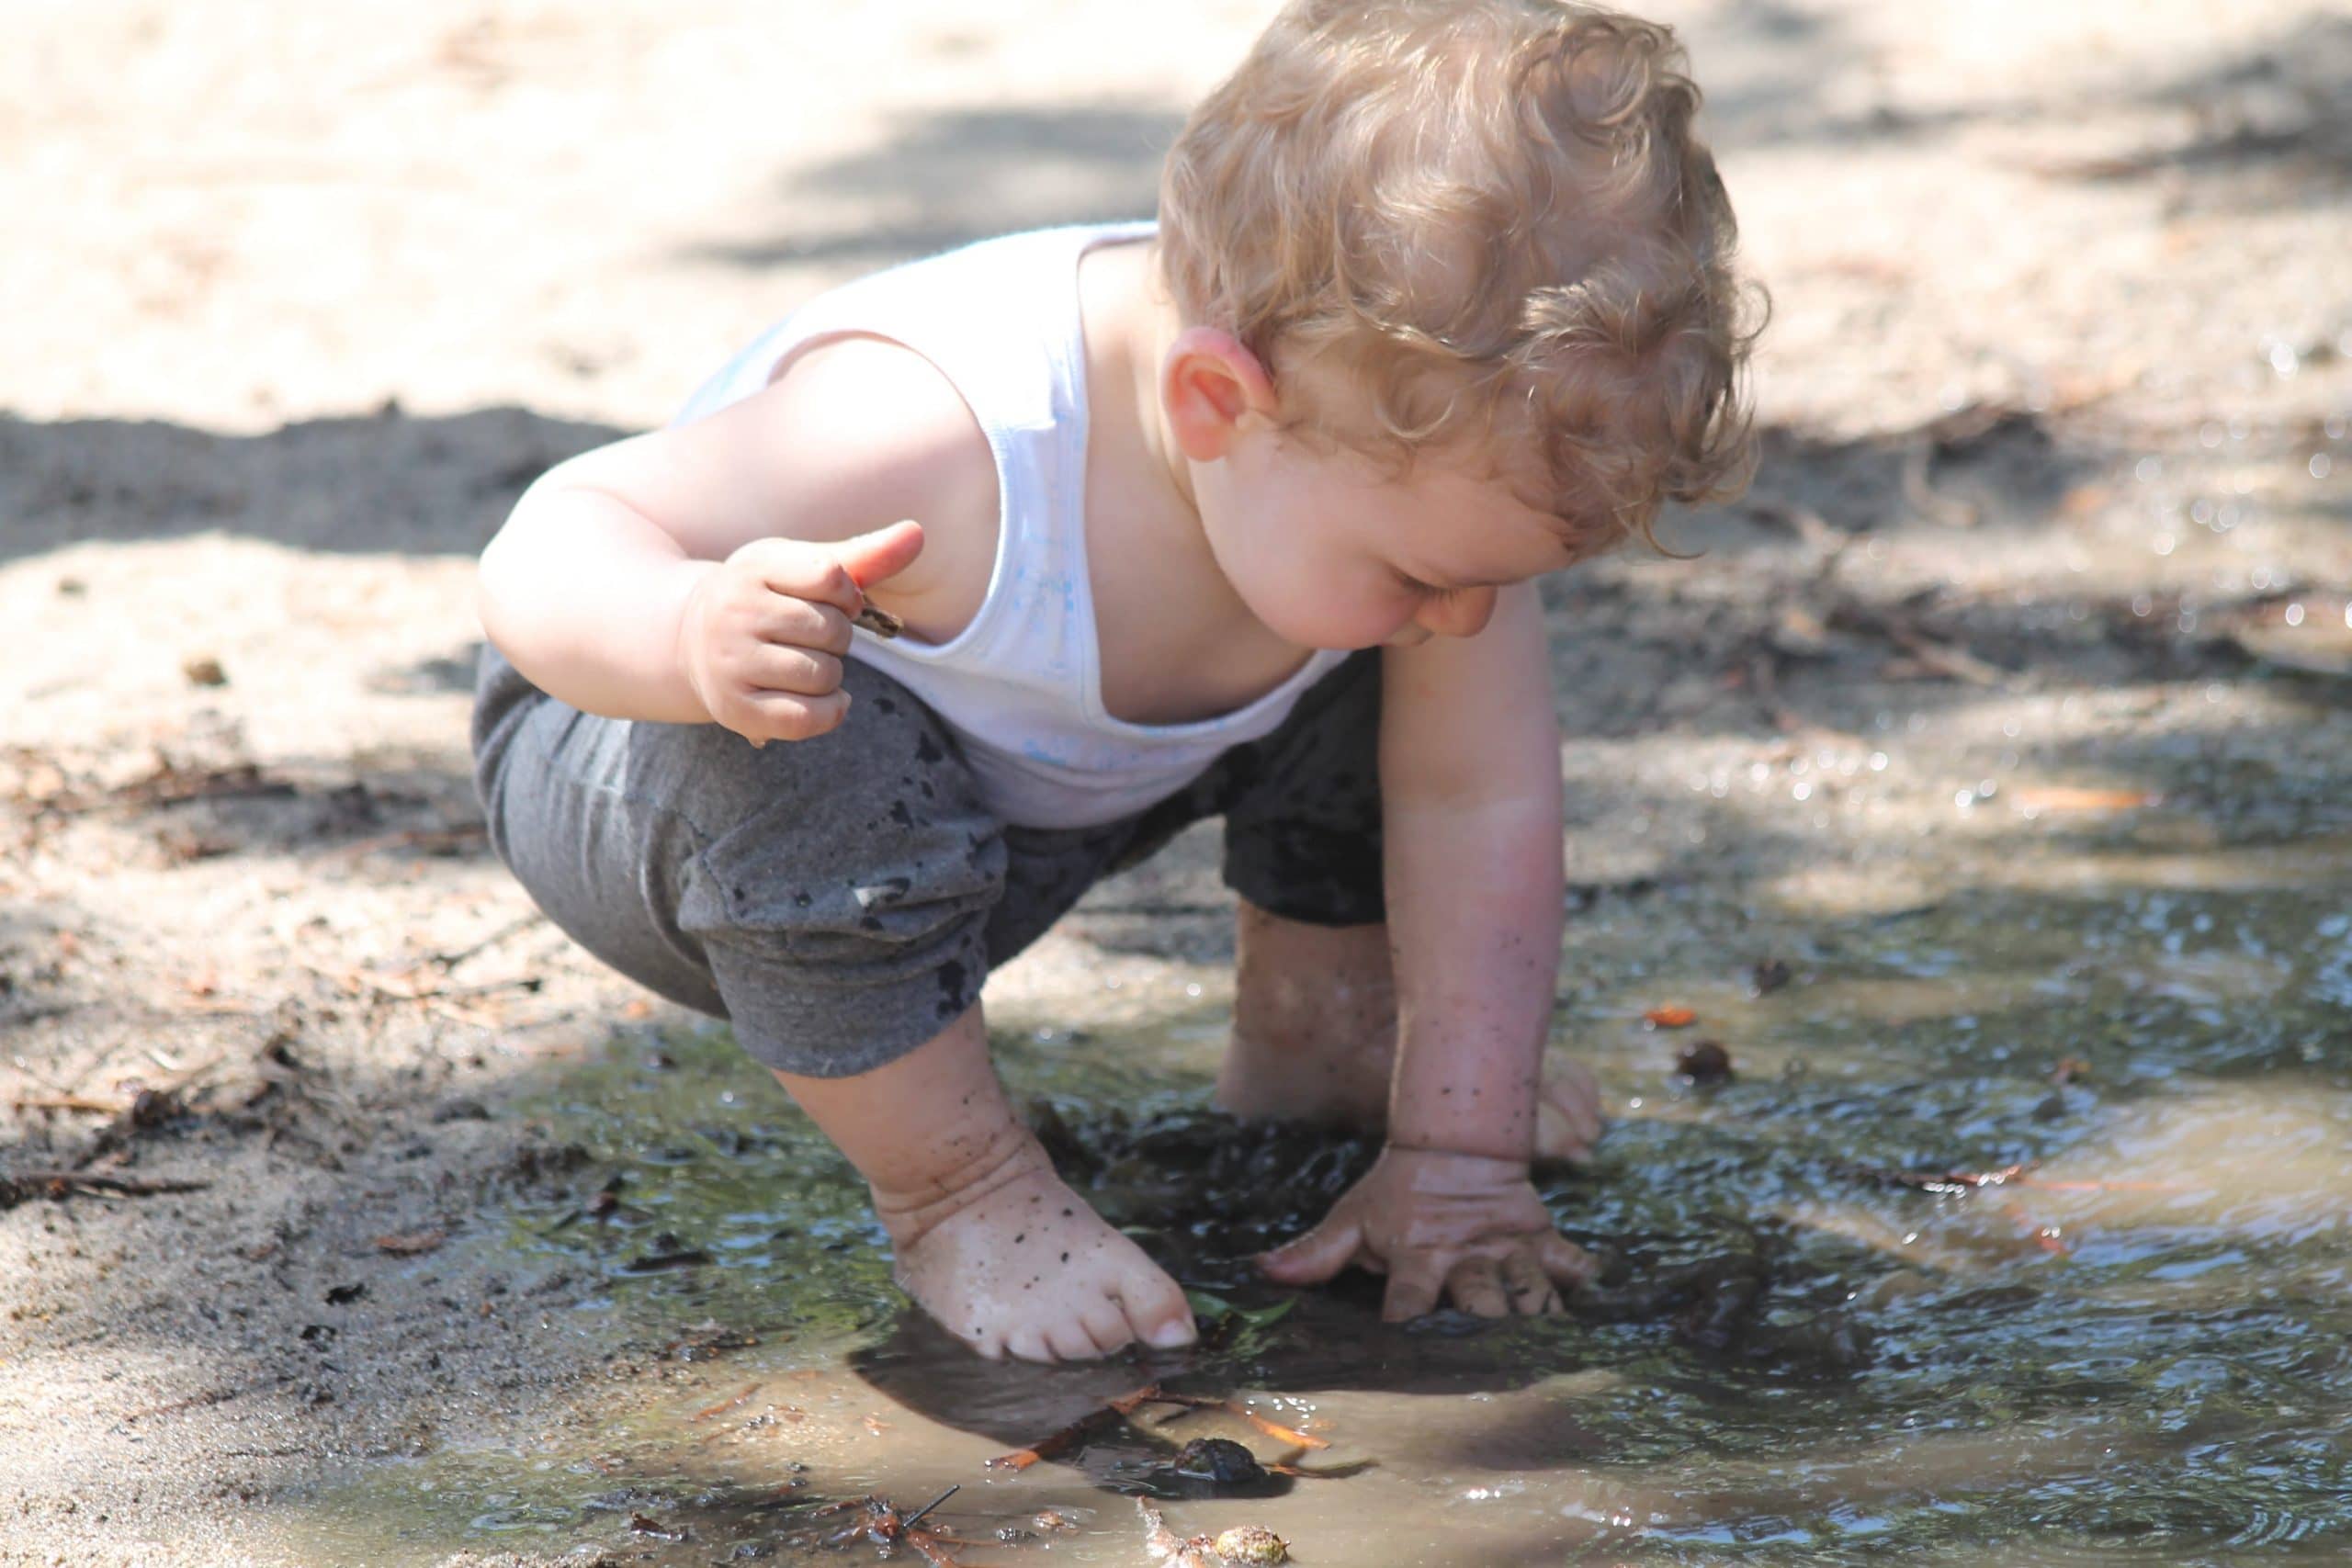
[3,2,2349,1564]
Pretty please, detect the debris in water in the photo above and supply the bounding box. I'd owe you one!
[988,1382,1167,1472]
[808,1491,981,1565]
[1213,1524,1291,1564]
[628,1510,684,1541]
[1170,1437,1267,1490]
[1674,1040,1734,1084]
[620,1242,713,1274]
[1643,1005,1698,1029]
[662,1322,763,1361]
[1749,958,1792,996]
[371,1227,446,1257]
[689,1382,764,1422]
[1135,1495,1220,1567]
[1145,1380,1327,1450]
[2013,785,2157,815]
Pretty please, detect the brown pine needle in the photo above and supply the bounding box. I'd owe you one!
[690,1382,763,1422]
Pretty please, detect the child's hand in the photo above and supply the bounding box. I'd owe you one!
[1257,1147,1593,1321]
[677,520,923,746]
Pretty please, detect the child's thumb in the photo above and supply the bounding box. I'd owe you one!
[1256,1216,1362,1285]
[832,519,925,591]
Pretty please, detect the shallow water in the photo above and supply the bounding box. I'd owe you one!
[292,807,2352,1567]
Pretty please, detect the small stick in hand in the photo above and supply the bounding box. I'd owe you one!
[853,604,902,638]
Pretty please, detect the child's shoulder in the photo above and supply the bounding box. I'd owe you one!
[752,335,1000,635]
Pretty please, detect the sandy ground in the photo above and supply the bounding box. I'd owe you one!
[2,1,2347,1562]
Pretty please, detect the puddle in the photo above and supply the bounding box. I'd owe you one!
[287,803,2352,1566]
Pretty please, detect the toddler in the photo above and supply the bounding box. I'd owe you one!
[472,0,1757,1362]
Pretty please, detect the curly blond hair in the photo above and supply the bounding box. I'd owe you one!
[1159,0,1762,551]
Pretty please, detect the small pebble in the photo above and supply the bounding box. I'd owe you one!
[1213,1524,1290,1564]
[1675,1040,1735,1085]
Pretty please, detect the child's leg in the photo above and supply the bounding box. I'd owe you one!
[472,646,1193,1362]
[770,998,1193,1361]
[1215,899,1602,1162]
[1187,654,1600,1161]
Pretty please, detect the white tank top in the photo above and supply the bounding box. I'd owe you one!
[672,223,1349,829]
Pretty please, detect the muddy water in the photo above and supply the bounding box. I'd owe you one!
[291,807,2352,1567]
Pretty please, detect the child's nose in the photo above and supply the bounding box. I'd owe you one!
[1416,585,1498,639]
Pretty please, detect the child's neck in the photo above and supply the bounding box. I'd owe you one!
[1076,237,1311,719]
[1088,239,1197,514]
[1079,239,1244,614]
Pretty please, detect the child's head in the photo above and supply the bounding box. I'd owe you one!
[1156,0,1759,620]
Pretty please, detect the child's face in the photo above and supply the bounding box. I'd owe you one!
[1201,434,1577,650]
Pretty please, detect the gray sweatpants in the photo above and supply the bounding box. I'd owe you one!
[469,645,1384,1077]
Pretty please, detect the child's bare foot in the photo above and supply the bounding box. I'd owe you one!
[770,1006,1195,1365]
[875,1129,1197,1363]
[1213,902,1605,1163]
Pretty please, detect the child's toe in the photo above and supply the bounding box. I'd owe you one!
[1120,1275,1198,1349]
[1080,1298,1136,1355]
[1045,1317,1108,1361]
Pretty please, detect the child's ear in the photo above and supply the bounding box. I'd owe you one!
[1161,327,1278,463]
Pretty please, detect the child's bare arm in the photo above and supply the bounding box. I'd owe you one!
[1260,584,1591,1317]
[475,338,996,739]
[1376,581,1565,1161]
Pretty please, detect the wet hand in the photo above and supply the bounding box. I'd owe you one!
[678,520,922,745]
[1255,1146,1593,1321]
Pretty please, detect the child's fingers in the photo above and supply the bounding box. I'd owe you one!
[1443,1255,1511,1318]
[1500,1250,1562,1315]
[733,536,866,614]
[740,644,844,698]
[1256,1216,1363,1285]
[832,519,926,591]
[1379,1259,1445,1323]
[1539,1231,1597,1288]
[756,596,855,657]
[735,687,852,744]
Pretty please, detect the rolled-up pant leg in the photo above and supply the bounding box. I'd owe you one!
[469,645,1386,1077]
[472,648,1027,1077]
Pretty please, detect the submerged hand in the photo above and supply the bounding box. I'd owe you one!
[1256,1146,1593,1321]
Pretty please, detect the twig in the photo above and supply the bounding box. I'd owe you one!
[1,1170,209,1209]
[329,825,488,861]
[423,913,545,972]
[1147,1393,1329,1450]
[13,1094,126,1115]
[690,1382,763,1423]
[988,1382,1164,1472]
[899,1485,959,1530]
[119,1384,244,1425]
